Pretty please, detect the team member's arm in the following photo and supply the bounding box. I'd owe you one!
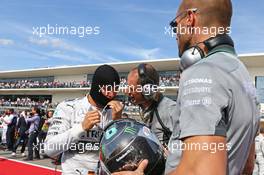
[242,142,255,174]
[169,136,227,175]
[43,103,100,157]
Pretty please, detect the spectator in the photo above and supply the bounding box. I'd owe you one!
[1,109,17,151]
[38,110,53,146]
[0,109,9,147]
[24,106,40,161]
[11,111,29,157]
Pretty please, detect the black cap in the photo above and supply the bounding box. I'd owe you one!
[90,65,120,107]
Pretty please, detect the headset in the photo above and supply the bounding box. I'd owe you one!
[137,63,159,101]
[180,34,234,70]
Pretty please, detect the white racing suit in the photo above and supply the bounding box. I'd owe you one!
[43,96,112,175]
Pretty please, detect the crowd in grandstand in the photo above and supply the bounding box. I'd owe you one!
[159,75,180,87]
[0,98,54,109]
[120,77,128,87]
[0,80,91,89]
[0,74,179,90]
[0,97,138,116]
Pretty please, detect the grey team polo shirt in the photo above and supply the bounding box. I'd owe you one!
[165,46,260,175]
[149,96,177,145]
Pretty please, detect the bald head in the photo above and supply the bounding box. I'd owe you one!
[179,0,232,28]
[128,68,140,84]
[128,64,159,85]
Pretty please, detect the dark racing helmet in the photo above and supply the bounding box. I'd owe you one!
[99,118,166,175]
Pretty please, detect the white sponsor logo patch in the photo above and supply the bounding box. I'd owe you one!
[184,78,212,87]
[183,87,212,96]
[183,97,212,107]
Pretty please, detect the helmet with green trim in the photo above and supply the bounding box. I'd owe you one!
[99,118,166,175]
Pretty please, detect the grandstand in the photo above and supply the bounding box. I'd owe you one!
[0,53,264,116]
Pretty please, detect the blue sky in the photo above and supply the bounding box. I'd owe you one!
[0,0,263,71]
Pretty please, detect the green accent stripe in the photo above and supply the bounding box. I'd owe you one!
[124,127,137,134]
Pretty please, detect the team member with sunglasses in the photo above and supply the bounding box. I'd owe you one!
[113,0,259,175]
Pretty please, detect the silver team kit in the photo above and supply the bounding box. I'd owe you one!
[44,96,111,175]
[166,50,260,175]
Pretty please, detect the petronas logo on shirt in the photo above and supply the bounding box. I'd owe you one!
[124,127,137,135]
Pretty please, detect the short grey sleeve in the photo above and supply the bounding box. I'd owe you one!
[157,97,177,131]
[150,97,177,145]
[178,64,230,139]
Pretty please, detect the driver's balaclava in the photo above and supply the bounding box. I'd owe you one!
[90,65,120,108]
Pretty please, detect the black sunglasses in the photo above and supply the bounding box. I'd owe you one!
[170,8,198,33]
